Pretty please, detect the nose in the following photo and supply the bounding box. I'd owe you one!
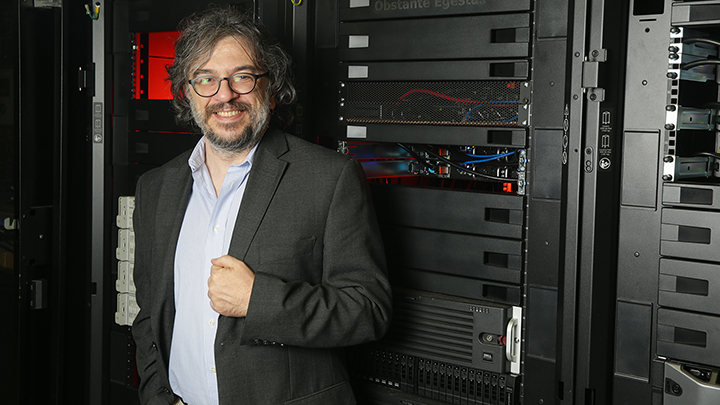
[214,78,239,102]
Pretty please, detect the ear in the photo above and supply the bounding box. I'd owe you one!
[269,92,276,110]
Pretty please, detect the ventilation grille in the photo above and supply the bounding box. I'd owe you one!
[382,300,475,365]
[344,81,523,127]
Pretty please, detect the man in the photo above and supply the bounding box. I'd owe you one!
[131,6,392,405]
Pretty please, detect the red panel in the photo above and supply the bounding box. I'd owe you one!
[134,31,179,100]
[148,31,178,58]
[147,57,172,100]
[147,31,178,100]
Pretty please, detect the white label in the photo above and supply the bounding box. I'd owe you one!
[347,126,368,139]
[348,35,369,49]
[348,66,369,79]
[349,0,370,7]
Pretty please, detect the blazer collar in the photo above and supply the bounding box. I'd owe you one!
[154,128,289,277]
[227,127,289,260]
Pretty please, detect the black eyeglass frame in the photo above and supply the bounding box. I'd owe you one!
[187,71,269,98]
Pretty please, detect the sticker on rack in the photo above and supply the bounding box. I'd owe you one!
[599,157,611,170]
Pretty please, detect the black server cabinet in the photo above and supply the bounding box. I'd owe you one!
[309,1,586,404]
[616,1,720,405]
[1,1,95,404]
[561,0,632,404]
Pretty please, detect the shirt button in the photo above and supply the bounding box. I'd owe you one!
[211,367,216,373]
[209,320,215,326]
[213,225,220,232]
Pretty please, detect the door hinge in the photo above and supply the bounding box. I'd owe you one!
[582,49,607,102]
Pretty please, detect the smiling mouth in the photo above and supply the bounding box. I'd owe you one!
[206,101,251,122]
[215,110,243,118]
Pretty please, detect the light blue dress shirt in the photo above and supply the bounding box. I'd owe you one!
[168,137,256,405]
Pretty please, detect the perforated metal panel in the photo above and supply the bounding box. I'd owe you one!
[342,81,526,127]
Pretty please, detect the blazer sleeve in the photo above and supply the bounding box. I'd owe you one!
[241,158,393,348]
[131,174,178,405]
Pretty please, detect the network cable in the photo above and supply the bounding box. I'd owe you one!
[396,143,437,174]
[681,59,720,70]
[697,151,720,160]
[403,144,512,181]
[463,151,517,164]
[683,38,720,48]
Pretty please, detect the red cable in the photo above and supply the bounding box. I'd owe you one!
[397,89,482,104]
[396,89,519,108]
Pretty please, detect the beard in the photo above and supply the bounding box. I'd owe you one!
[191,95,272,156]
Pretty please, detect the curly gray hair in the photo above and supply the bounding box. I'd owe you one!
[167,6,297,129]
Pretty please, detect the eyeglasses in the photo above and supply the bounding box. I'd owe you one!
[188,72,269,98]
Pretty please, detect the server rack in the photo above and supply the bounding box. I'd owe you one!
[311,1,580,404]
[1,1,93,403]
[615,1,720,404]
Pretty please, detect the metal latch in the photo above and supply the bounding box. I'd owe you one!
[30,279,48,310]
[78,64,95,95]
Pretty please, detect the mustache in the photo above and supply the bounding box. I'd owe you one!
[205,101,251,116]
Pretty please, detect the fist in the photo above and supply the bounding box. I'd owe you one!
[208,255,255,317]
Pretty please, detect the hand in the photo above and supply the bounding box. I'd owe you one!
[208,255,255,317]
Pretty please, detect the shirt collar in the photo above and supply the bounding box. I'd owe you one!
[188,136,259,172]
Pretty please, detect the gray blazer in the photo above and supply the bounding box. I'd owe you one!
[131,128,392,405]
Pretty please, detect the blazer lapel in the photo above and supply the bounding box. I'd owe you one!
[154,160,193,316]
[228,128,288,260]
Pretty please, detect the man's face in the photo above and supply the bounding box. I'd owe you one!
[187,36,276,154]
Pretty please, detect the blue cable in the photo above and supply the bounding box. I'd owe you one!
[462,151,515,164]
[465,152,514,158]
